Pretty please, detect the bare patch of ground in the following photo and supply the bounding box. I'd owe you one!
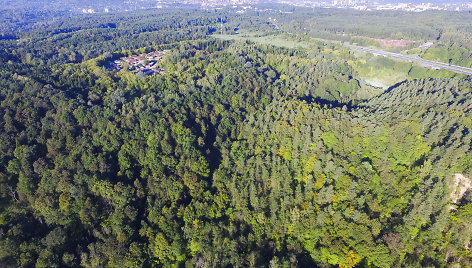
[449,173,472,205]
[352,36,416,48]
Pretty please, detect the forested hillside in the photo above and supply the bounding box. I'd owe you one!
[0,6,472,268]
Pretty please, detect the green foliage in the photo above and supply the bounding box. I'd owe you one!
[0,7,472,268]
[351,38,381,47]
[321,131,339,150]
[422,45,472,68]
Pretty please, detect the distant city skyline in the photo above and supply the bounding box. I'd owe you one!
[1,0,472,12]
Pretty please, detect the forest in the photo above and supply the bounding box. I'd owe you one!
[1,4,472,268]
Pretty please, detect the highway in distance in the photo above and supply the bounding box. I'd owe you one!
[346,45,472,76]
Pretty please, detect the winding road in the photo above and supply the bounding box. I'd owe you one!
[346,45,472,76]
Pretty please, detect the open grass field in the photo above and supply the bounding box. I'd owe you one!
[213,32,311,49]
[214,31,460,96]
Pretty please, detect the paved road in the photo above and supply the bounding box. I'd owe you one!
[346,45,472,76]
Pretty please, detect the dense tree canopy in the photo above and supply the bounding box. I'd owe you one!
[0,5,472,268]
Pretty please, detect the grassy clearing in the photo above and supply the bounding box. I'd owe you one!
[214,32,400,97]
[350,61,409,89]
[213,32,311,49]
[347,51,409,89]
[348,50,460,90]
[214,31,460,98]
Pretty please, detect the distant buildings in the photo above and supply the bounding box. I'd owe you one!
[174,0,259,7]
[221,0,472,14]
[333,0,367,7]
[73,0,472,14]
[328,0,472,12]
[82,9,96,13]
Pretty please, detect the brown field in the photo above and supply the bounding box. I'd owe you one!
[353,35,416,48]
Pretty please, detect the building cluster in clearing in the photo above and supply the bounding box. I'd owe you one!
[108,50,169,76]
